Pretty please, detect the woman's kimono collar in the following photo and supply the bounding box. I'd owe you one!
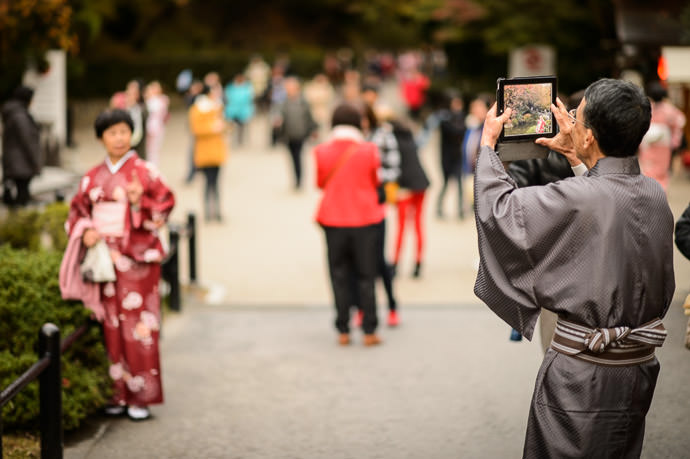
[105,150,136,174]
[589,156,640,177]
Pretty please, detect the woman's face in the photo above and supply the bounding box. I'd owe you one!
[100,122,132,160]
[470,100,488,122]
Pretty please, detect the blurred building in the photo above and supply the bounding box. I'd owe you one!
[613,0,690,140]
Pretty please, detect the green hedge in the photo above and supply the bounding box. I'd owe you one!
[0,204,111,432]
[0,203,69,252]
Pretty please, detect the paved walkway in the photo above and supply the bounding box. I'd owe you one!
[60,100,690,458]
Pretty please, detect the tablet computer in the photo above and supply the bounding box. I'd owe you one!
[497,76,557,143]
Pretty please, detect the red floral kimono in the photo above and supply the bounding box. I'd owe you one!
[66,151,175,407]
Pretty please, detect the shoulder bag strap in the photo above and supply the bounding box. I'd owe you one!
[323,143,358,187]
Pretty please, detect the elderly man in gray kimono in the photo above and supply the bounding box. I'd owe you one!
[474,78,675,458]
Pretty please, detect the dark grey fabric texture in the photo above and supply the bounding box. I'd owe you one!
[1,99,41,180]
[508,151,574,188]
[473,145,675,457]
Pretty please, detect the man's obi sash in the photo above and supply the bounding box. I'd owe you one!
[551,317,667,366]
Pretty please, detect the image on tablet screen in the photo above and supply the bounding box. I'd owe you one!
[503,83,553,137]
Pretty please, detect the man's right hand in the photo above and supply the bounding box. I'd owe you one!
[535,98,581,167]
[82,228,100,248]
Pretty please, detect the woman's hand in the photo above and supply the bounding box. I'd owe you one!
[82,228,101,248]
[126,171,144,207]
[480,104,512,150]
[535,98,581,167]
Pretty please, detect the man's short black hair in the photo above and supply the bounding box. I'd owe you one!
[11,86,34,106]
[331,103,362,129]
[583,79,651,158]
[94,109,134,139]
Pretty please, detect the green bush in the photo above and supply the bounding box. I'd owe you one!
[0,203,69,252]
[0,244,111,431]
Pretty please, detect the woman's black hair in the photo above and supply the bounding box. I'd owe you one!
[331,103,362,129]
[583,78,651,158]
[94,109,134,139]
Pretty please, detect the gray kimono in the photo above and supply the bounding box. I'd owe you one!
[473,146,675,458]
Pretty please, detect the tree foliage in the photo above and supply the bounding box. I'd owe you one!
[0,0,77,97]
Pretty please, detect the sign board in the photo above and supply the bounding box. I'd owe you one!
[23,50,67,144]
[662,47,690,84]
[509,45,556,78]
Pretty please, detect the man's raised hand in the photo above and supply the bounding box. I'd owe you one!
[535,98,580,167]
[480,103,512,149]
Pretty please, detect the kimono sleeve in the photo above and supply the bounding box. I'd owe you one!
[130,164,175,229]
[473,146,540,338]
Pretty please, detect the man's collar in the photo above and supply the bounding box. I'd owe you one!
[330,125,364,142]
[105,150,135,174]
[588,155,640,177]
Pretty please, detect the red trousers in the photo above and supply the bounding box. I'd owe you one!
[393,191,426,264]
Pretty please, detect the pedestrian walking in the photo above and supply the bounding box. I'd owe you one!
[183,79,204,184]
[474,79,674,457]
[245,55,271,111]
[304,73,336,139]
[358,98,400,326]
[1,86,41,207]
[268,66,287,146]
[125,79,148,161]
[276,77,317,190]
[400,69,429,121]
[388,116,430,278]
[189,85,228,222]
[204,71,225,106]
[436,92,466,219]
[60,108,175,421]
[462,95,490,177]
[144,81,169,167]
[314,103,383,346]
[638,81,686,193]
[224,74,255,146]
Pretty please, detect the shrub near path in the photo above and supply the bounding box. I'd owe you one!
[0,205,111,437]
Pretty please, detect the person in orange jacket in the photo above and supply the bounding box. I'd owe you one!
[189,84,228,222]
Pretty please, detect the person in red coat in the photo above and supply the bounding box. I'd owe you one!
[314,103,384,346]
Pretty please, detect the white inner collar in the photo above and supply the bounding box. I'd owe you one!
[106,150,135,174]
[330,125,364,142]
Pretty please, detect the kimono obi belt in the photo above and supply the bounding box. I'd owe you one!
[551,317,667,367]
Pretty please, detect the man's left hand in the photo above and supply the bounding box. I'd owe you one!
[536,98,580,167]
[480,103,512,150]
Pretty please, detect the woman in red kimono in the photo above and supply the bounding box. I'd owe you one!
[65,109,175,420]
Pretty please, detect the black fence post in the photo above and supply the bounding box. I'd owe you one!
[167,228,181,312]
[39,323,62,459]
[187,213,197,284]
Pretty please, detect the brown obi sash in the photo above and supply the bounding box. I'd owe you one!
[551,317,666,366]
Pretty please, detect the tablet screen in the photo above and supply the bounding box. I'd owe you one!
[503,82,553,137]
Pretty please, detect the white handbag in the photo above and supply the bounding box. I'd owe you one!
[80,239,117,282]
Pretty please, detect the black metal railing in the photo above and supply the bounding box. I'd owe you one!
[161,212,198,312]
[0,322,89,459]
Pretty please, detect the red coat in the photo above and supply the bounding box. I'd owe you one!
[314,137,384,227]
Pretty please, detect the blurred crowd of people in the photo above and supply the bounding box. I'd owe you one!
[2,50,688,351]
